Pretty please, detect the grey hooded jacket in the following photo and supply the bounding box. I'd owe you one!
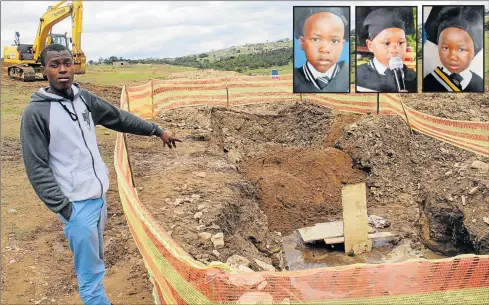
[20,84,163,219]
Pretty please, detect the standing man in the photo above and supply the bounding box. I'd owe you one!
[293,7,350,93]
[356,7,417,93]
[20,43,182,305]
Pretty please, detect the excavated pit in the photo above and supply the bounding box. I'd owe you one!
[128,101,488,271]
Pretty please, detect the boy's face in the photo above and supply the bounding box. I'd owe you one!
[299,12,345,73]
[42,50,74,93]
[438,27,475,74]
[366,28,406,68]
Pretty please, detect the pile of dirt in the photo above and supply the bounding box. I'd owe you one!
[211,102,334,164]
[243,147,365,234]
[334,115,489,255]
[402,92,489,121]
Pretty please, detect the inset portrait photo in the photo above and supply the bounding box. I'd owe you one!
[293,6,350,93]
[422,6,484,93]
[356,7,418,93]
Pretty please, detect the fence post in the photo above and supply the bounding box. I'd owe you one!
[300,93,303,102]
[126,87,131,113]
[376,93,380,115]
[226,86,229,108]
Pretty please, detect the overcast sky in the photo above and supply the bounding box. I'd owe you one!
[1,1,487,61]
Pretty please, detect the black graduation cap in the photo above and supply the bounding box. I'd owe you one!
[294,7,350,40]
[425,6,483,55]
[356,7,416,46]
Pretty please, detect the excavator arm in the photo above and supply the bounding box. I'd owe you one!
[32,1,72,61]
[71,1,86,74]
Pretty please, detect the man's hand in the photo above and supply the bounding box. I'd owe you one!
[160,131,183,149]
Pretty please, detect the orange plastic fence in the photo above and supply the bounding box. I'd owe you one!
[117,78,489,304]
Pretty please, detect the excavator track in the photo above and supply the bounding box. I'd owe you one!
[8,65,36,82]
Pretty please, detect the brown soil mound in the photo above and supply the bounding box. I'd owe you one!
[244,147,365,234]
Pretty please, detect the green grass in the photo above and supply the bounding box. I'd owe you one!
[75,64,197,86]
[1,87,28,139]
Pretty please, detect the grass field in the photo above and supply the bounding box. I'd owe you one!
[76,64,197,86]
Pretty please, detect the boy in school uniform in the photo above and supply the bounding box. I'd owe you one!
[423,6,484,92]
[293,7,350,93]
[356,8,417,93]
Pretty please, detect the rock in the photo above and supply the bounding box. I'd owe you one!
[211,233,224,249]
[196,172,207,178]
[193,123,200,129]
[209,224,220,230]
[195,225,206,231]
[51,299,56,303]
[198,232,212,242]
[8,209,17,214]
[254,259,276,272]
[471,161,489,172]
[472,219,477,223]
[104,131,110,135]
[257,281,268,291]
[237,265,255,272]
[173,198,184,206]
[444,170,452,176]
[447,195,454,202]
[191,194,201,200]
[197,204,207,211]
[9,259,16,264]
[483,217,489,225]
[227,255,250,267]
[212,250,220,257]
[461,195,466,206]
[194,212,203,219]
[368,215,390,228]
[469,186,479,195]
[229,272,264,288]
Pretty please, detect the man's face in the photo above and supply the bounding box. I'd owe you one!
[42,50,74,92]
[438,27,475,74]
[366,28,406,68]
[299,12,345,73]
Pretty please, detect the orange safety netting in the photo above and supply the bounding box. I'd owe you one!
[116,76,489,304]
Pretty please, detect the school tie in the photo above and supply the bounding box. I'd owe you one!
[450,73,463,88]
[316,76,331,90]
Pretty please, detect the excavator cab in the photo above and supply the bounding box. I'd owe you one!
[47,33,71,50]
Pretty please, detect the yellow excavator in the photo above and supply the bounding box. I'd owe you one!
[3,1,85,81]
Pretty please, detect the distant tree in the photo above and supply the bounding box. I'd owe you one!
[88,60,94,65]
[98,57,103,65]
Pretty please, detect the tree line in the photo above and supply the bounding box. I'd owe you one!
[89,48,293,73]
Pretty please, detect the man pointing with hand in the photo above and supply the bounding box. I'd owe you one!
[20,43,181,304]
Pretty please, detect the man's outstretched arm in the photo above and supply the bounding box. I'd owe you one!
[82,90,182,148]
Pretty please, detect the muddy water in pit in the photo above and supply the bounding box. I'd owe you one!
[282,231,446,270]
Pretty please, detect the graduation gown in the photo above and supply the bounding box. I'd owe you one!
[293,61,349,93]
[356,61,417,93]
[423,68,484,92]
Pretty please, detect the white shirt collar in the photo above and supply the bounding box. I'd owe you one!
[440,65,472,90]
[372,57,388,75]
[307,61,337,80]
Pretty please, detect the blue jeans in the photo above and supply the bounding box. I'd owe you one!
[60,197,111,305]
